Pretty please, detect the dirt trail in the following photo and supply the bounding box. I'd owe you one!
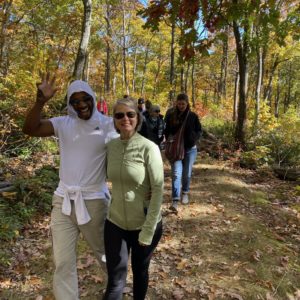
[1,157,300,300]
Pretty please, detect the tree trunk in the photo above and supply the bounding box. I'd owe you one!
[219,27,228,100]
[274,74,280,118]
[73,0,92,80]
[169,20,175,103]
[233,20,249,147]
[0,0,13,76]
[285,62,293,111]
[132,47,137,94]
[112,74,117,97]
[191,58,196,107]
[264,54,279,105]
[104,1,112,94]
[83,52,89,81]
[253,47,263,129]
[184,61,190,94]
[233,69,239,122]
[121,0,129,95]
[180,65,184,92]
[141,45,150,96]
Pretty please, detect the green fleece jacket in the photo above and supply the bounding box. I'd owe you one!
[107,132,164,245]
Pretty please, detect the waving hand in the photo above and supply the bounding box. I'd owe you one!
[36,73,58,104]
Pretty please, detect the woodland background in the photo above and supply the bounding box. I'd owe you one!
[0,1,300,298]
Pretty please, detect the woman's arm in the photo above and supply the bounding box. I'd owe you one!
[138,144,164,245]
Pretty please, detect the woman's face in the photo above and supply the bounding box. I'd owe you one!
[114,104,138,137]
[176,99,188,112]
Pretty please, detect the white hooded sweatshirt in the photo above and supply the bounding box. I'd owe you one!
[50,80,117,225]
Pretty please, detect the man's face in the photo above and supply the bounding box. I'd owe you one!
[69,92,94,120]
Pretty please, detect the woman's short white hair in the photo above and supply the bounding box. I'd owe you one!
[112,97,143,133]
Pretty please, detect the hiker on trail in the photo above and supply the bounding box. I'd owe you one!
[143,99,152,119]
[97,96,108,115]
[137,97,148,138]
[137,97,146,113]
[22,73,117,300]
[103,97,163,300]
[164,93,202,211]
[143,104,165,149]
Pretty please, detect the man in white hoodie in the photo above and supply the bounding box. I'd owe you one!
[23,73,117,300]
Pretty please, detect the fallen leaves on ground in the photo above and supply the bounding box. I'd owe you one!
[1,157,300,299]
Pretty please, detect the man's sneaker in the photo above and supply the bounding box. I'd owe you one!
[182,193,189,204]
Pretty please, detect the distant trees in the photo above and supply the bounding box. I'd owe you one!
[1,0,299,151]
[140,0,300,147]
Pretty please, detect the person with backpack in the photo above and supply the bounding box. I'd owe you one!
[164,93,202,211]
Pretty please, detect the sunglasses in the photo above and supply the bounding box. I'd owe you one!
[154,110,160,113]
[70,96,93,106]
[114,111,137,119]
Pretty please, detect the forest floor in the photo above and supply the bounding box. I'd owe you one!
[0,154,300,300]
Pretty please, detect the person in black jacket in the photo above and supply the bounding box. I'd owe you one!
[164,93,202,211]
[144,104,165,148]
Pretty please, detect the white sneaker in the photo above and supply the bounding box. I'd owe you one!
[101,254,106,263]
[182,193,189,204]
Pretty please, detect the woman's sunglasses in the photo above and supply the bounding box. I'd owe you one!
[114,111,137,119]
[70,96,93,106]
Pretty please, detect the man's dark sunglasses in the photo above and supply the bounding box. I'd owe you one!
[70,96,93,106]
[114,111,137,119]
[154,110,160,113]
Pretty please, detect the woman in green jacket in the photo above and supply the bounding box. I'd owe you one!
[103,98,164,300]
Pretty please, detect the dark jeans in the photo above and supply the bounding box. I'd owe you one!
[103,219,163,300]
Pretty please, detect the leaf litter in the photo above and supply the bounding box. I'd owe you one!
[1,155,300,299]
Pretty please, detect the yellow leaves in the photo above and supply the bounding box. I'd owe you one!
[257,101,279,133]
[1,191,17,199]
[176,258,188,270]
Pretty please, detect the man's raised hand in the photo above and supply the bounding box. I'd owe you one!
[36,72,58,104]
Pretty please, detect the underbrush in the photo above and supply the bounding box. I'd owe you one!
[0,164,58,240]
[0,164,58,269]
[0,130,59,269]
[202,107,300,170]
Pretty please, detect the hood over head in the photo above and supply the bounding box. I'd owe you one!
[66,80,98,120]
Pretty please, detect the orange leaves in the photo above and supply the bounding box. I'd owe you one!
[193,101,209,118]
[176,258,188,270]
[77,254,96,270]
[178,0,200,27]
[179,45,195,61]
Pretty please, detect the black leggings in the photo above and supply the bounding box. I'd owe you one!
[103,219,163,300]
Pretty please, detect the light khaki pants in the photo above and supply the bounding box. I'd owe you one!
[50,195,108,300]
